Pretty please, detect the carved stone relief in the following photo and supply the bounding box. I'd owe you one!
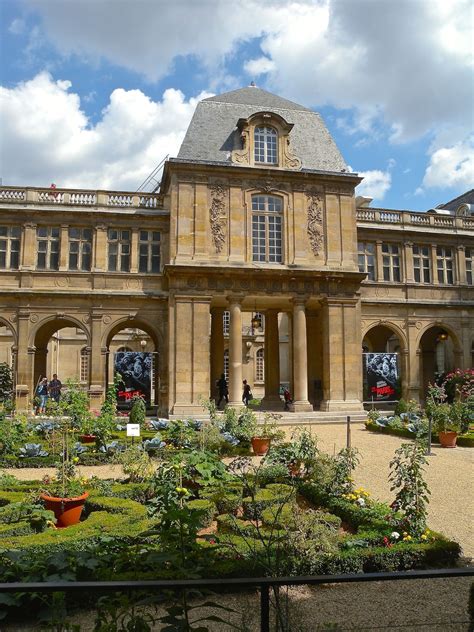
[306,189,324,256]
[283,137,302,170]
[209,184,228,254]
[231,129,250,166]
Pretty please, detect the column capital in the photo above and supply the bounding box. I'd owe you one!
[227,295,244,306]
[292,297,307,307]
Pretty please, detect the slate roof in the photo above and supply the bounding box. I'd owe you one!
[177,86,347,173]
[437,189,474,211]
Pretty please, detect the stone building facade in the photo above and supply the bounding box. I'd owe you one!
[0,87,473,415]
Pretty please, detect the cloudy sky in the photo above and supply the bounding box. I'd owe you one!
[1,0,472,210]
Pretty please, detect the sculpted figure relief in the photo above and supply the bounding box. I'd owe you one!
[209,184,228,253]
[306,189,324,256]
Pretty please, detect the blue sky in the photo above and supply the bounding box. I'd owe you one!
[1,0,472,210]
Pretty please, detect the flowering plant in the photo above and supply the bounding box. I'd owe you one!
[342,486,371,507]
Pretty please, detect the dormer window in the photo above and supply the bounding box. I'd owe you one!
[254,126,278,164]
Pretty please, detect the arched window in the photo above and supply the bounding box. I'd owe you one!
[80,347,89,383]
[255,348,264,382]
[223,349,229,380]
[252,195,283,263]
[254,126,278,164]
[117,346,132,353]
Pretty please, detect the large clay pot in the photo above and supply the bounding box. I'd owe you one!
[251,437,271,456]
[438,431,457,448]
[79,434,97,443]
[40,491,89,528]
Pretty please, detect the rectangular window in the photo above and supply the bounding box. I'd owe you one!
[68,228,92,271]
[436,246,454,284]
[0,226,20,270]
[357,242,376,281]
[413,245,431,283]
[36,227,60,270]
[108,229,130,272]
[466,248,473,285]
[382,243,401,282]
[138,230,161,273]
[223,311,230,336]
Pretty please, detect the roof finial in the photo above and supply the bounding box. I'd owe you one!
[249,81,256,87]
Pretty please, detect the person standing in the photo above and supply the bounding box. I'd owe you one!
[217,373,229,408]
[49,373,62,403]
[242,379,253,407]
[36,377,49,414]
[283,387,293,411]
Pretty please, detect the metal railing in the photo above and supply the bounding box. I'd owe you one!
[1,567,472,631]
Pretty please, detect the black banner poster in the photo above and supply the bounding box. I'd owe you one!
[363,352,400,402]
[114,351,152,405]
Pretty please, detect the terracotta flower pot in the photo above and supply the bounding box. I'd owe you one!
[251,436,271,456]
[79,434,97,443]
[40,491,89,528]
[438,431,457,448]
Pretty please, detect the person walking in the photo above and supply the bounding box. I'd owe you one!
[242,380,253,407]
[36,377,49,414]
[49,373,62,403]
[283,387,293,411]
[216,373,229,408]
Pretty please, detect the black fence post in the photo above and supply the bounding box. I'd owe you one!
[260,583,270,632]
[346,415,351,449]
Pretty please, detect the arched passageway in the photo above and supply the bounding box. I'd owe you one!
[105,324,159,408]
[32,318,90,391]
[362,324,405,404]
[418,325,460,399]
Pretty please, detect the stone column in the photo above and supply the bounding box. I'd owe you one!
[59,224,69,271]
[228,298,243,407]
[210,308,225,400]
[89,313,105,408]
[93,225,107,272]
[15,310,33,411]
[21,224,37,270]
[404,242,414,283]
[457,245,466,285]
[430,244,439,285]
[130,229,139,274]
[376,240,384,282]
[291,300,312,412]
[407,322,421,403]
[261,309,281,409]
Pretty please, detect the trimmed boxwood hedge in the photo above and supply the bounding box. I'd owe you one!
[186,499,216,528]
[365,421,474,447]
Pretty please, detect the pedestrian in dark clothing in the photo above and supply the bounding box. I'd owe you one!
[242,380,252,407]
[49,374,62,402]
[36,378,49,414]
[283,387,293,411]
[217,373,229,407]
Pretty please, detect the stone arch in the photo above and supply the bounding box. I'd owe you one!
[103,317,163,408]
[0,318,17,383]
[31,315,91,388]
[417,323,462,399]
[362,321,408,352]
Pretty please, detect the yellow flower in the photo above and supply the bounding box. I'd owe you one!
[421,534,428,541]
[72,457,79,464]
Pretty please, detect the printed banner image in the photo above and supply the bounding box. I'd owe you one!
[363,352,401,402]
[114,351,153,404]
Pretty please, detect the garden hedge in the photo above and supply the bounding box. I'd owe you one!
[365,421,474,447]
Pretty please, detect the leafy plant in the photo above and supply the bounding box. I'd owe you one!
[19,443,49,458]
[389,442,430,538]
[117,445,156,483]
[0,416,28,455]
[129,395,147,428]
[0,362,13,403]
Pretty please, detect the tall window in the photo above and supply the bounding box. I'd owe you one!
[80,347,89,383]
[413,245,431,283]
[254,126,277,164]
[255,348,264,382]
[223,349,229,381]
[108,229,130,272]
[382,243,401,282]
[466,248,473,285]
[139,230,161,273]
[223,311,230,336]
[37,227,60,270]
[252,195,283,263]
[357,242,376,281]
[69,228,92,271]
[437,246,454,284]
[0,226,20,270]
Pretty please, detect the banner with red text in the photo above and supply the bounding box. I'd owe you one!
[114,351,153,405]
[363,353,400,402]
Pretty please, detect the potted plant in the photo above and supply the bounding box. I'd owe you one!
[426,384,459,448]
[40,417,88,527]
[250,413,285,456]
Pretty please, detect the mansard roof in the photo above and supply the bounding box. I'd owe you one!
[437,189,474,212]
[177,86,347,173]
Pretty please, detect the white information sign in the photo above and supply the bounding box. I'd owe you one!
[126,423,141,437]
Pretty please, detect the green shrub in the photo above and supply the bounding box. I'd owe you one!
[85,494,147,518]
[216,513,258,537]
[242,487,293,520]
[200,485,243,515]
[256,463,291,485]
[186,499,216,528]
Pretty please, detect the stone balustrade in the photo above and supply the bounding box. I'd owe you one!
[356,207,474,231]
[0,186,164,210]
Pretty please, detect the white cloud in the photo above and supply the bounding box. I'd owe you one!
[9,18,25,35]
[0,72,212,190]
[244,57,276,76]
[422,137,474,190]
[23,0,472,144]
[355,170,391,202]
